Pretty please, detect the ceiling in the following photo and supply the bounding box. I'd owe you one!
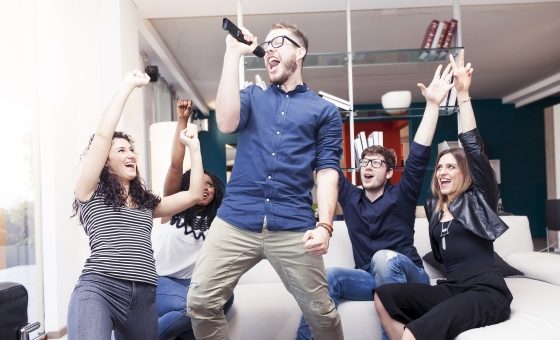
[135,0,560,113]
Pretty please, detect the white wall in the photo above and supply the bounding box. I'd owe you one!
[0,0,43,328]
[32,0,145,335]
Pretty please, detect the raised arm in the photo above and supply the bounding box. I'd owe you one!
[414,64,455,146]
[163,99,192,196]
[450,50,476,132]
[74,70,150,202]
[215,27,259,133]
[154,123,204,218]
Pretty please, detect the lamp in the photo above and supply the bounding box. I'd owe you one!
[381,90,411,115]
[545,199,560,252]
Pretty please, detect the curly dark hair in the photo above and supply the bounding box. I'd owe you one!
[71,131,161,224]
[170,169,225,240]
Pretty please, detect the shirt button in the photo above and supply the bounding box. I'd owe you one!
[272,153,275,156]
[267,176,271,179]
[276,131,280,135]
[286,95,289,98]
[281,112,285,115]
[266,198,270,202]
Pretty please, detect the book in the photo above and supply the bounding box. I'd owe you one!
[353,135,365,167]
[376,131,384,147]
[427,21,446,60]
[438,19,458,58]
[254,74,267,90]
[441,19,458,49]
[441,78,457,113]
[368,131,384,147]
[358,131,368,151]
[418,19,439,60]
[352,131,368,167]
[436,21,450,48]
[318,91,351,110]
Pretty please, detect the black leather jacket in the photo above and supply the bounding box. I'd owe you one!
[425,128,509,262]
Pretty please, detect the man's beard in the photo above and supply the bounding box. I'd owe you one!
[270,56,298,86]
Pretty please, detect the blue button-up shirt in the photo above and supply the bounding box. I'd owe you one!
[218,84,342,232]
[338,142,431,270]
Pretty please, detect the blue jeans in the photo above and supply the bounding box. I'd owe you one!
[156,276,234,340]
[67,273,157,340]
[296,250,430,340]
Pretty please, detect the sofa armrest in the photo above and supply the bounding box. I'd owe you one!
[506,252,560,286]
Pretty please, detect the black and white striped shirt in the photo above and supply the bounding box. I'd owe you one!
[78,190,157,285]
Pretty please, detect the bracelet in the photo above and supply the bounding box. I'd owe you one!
[458,97,471,106]
[316,222,333,237]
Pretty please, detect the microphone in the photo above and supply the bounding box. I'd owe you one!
[222,18,265,58]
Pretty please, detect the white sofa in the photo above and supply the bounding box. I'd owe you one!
[225,216,560,340]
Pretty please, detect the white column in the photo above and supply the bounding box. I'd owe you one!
[545,104,560,250]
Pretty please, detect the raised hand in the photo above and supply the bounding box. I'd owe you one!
[449,50,473,93]
[123,70,151,88]
[177,99,193,122]
[417,64,455,106]
[179,123,200,149]
[225,26,259,56]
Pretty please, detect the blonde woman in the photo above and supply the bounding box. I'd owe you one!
[374,51,512,340]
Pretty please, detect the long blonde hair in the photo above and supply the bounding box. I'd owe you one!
[431,148,472,212]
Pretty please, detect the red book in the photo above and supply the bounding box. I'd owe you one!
[441,19,458,49]
[419,19,439,60]
[420,19,440,49]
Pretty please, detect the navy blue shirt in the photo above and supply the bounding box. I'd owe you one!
[338,142,431,270]
[218,84,342,232]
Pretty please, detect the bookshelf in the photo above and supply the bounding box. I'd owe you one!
[342,106,458,122]
[243,1,463,185]
[245,47,463,70]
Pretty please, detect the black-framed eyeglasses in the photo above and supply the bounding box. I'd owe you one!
[359,158,389,168]
[260,35,301,49]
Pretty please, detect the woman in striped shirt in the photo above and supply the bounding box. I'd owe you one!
[68,70,204,340]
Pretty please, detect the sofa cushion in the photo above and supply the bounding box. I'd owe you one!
[457,277,560,340]
[506,252,560,286]
[422,251,523,277]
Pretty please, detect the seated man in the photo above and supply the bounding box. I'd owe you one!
[297,63,456,340]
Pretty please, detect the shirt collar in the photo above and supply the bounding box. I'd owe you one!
[272,83,308,94]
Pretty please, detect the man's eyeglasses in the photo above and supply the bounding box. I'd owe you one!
[359,158,389,168]
[260,35,301,50]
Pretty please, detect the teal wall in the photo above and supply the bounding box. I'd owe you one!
[198,110,237,186]
[200,97,560,238]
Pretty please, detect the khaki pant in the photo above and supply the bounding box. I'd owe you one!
[187,217,343,340]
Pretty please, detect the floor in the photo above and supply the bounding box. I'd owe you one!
[533,237,560,253]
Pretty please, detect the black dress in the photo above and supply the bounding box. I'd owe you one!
[375,218,512,340]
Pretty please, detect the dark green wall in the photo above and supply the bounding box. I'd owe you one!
[200,98,560,238]
[198,110,236,186]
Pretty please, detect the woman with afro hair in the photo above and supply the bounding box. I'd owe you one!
[151,100,234,340]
